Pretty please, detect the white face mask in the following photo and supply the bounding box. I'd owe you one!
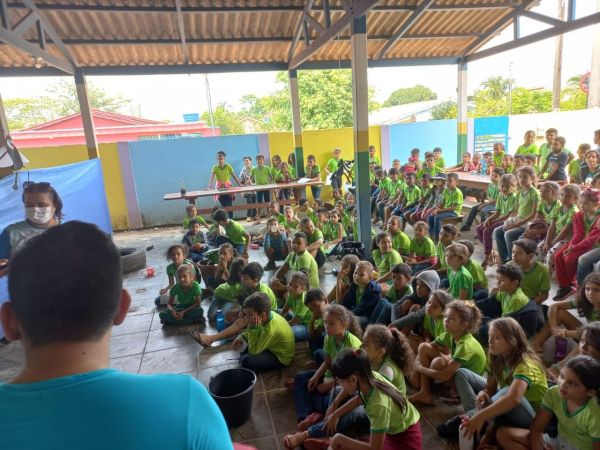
[269,225,279,233]
[26,206,54,225]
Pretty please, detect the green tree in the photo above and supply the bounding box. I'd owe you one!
[560,75,588,111]
[201,103,245,136]
[382,84,437,107]
[510,87,552,114]
[47,79,132,117]
[430,100,457,120]
[4,97,61,131]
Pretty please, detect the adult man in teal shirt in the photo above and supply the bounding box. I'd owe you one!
[0,221,232,450]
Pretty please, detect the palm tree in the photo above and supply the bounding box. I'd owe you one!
[481,76,511,100]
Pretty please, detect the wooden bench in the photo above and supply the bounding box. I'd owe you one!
[442,215,465,225]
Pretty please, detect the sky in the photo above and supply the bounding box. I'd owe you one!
[0,0,598,123]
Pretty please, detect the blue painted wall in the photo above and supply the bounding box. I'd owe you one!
[389,119,458,166]
[129,135,261,226]
[473,116,509,155]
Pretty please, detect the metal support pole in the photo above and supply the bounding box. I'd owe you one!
[457,61,468,160]
[288,69,305,177]
[351,15,372,253]
[588,0,600,108]
[74,69,98,159]
[0,91,8,148]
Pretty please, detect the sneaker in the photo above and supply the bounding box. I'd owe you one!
[264,260,276,271]
[436,414,462,440]
[297,412,324,432]
[553,286,575,301]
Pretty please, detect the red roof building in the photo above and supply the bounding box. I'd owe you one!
[11,109,220,147]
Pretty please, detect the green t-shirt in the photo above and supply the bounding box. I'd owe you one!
[539,143,552,172]
[326,158,341,173]
[212,163,234,182]
[537,199,561,223]
[378,356,406,394]
[434,157,446,171]
[436,241,448,269]
[518,261,550,300]
[323,331,362,377]
[271,212,286,225]
[391,230,411,256]
[282,217,299,231]
[323,221,346,241]
[385,285,412,303]
[251,165,272,185]
[552,204,579,234]
[488,356,548,411]
[569,158,584,179]
[402,185,422,204]
[244,283,278,311]
[361,371,420,434]
[241,312,295,366]
[497,287,529,315]
[306,228,324,248]
[516,186,540,219]
[224,220,248,245]
[542,385,600,450]
[388,179,405,198]
[305,164,321,179]
[493,151,505,169]
[166,259,195,280]
[169,281,202,308]
[441,187,463,215]
[284,250,320,288]
[378,177,391,196]
[285,292,312,326]
[372,249,403,275]
[516,143,540,156]
[423,314,445,340]
[465,259,488,289]
[183,214,207,229]
[416,166,437,179]
[214,281,243,303]
[435,332,486,375]
[447,266,473,299]
[496,192,517,216]
[369,156,381,166]
[486,183,499,201]
[409,237,436,258]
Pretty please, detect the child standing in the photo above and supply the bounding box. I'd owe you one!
[280,271,312,342]
[159,264,205,325]
[181,219,208,262]
[476,173,517,268]
[233,292,295,372]
[251,154,272,224]
[445,243,473,300]
[410,301,486,405]
[461,167,503,232]
[239,155,257,222]
[492,142,506,170]
[292,305,362,428]
[428,173,463,242]
[325,147,343,199]
[305,154,322,200]
[208,150,241,217]
[495,166,539,264]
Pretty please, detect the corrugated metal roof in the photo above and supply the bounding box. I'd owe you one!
[0,0,534,72]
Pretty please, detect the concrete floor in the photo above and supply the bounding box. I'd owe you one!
[0,221,562,450]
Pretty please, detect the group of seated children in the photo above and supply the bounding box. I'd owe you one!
[152,130,600,450]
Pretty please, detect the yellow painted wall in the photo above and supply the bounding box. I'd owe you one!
[19,144,129,230]
[268,126,382,200]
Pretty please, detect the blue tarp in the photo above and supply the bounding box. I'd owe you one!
[0,159,112,337]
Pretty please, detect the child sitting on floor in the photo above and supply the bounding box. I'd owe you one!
[207,257,246,325]
[279,271,312,342]
[263,217,288,270]
[182,204,208,231]
[390,270,440,325]
[330,254,359,304]
[305,288,329,361]
[403,290,453,353]
[155,244,195,306]
[212,208,250,258]
[281,205,299,234]
[387,215,411,257]
[323,209,346,254]
[410,301,486,405]
[299,217,326,268]
[181,219,208,262]
[241,262,278,310]
[456,239,488,301]
[159,264,205,325]
[204,242,236,290]
[291,305,362,430]
[341,261,387,327]
[445,242,473,300]
[233,292,295,373]
[384,263,413,317]
[406,221,437,274]
[428,224,459,286]
[295,198,314,221]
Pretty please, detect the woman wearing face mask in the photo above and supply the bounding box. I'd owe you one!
[0,181,63,276]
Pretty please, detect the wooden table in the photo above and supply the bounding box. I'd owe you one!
[456,173,490,190]
[164,180,324,214]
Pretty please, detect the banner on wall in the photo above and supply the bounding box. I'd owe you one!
[0,159,112,337]
[473,116,509,155]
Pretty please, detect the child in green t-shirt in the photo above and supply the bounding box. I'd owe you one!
[324,147,342,199]
[426,224,458,285]
[155,244,195,306]
[212,208,250,258]
[159,264,205,325]
[323,209,346,254]
[305,154,321,200]
[433,147,445,171]
[387,215,411,257]
[410,300,485,406]
[305,287,329,360]
[406,221,437,274]
[279,271,312,342]
[233,292,295,372]
[251,154,273,224]
[368,145,381,166]
[444,242,473,300]
[385,263,413,317]
[568,143,591,184]
[207,256,246,325]
[428,172,463,243]
[209,150,242,219]
[182,204,208,231]
[457,239,488,301]
[461,167,504,232]
[373,231,403,295]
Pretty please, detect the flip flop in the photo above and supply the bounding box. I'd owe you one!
[189,330,210,347]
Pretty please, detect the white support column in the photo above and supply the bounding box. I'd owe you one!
[351,14,372,252]
[74,69,98,159]
[588,0,600,108]
[457,61,468,160]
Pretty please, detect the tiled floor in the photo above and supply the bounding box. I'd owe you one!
[0,221,561,450]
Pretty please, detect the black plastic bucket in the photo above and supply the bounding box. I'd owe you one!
[209,367,256,428]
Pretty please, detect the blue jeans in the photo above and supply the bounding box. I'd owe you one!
[292,324,308,342]
[473,288,489,301]
[428,211,457,241]
[577,247,600,286]
[233,243,246,256]
[495,226,524,262]
[311,186,321,200]
[218,194,233,219]
[410,262,432,275]
[307,386,369,438]
[293,370,331,419]
[240,350,284,373]
[245,194,257,218]
[207,296,239,323]
[309,331,326,359]
[464,203,495,229]
[358,298,392,328]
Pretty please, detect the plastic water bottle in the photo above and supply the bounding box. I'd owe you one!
[216,309,225,332]
[480,159,488,176]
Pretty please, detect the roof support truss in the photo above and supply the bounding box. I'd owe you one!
[288,0,380,70]
[465,10,600,62]
[174,0,189,64]
[376,0,434,59]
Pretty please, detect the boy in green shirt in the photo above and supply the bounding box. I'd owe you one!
[324,147,342,198]
[492,142,506,169]
[182,204,208,231]
[461,167,504,232]
[494,264,530,316]
[279,271,312,342]
[233,292,295,372]
[407,221,437,274]
[433,147,446,171]
[209,150,242,218]
[416,151,438,179]
[251,154,272,224]
[241,262,278,310]
[368,145,381,165]
[212,208,250,258]
[388,171,421,226]
[305,154,321,200]
[457,239,488,301]
[428,172,463,242]
[159,264,205,325]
